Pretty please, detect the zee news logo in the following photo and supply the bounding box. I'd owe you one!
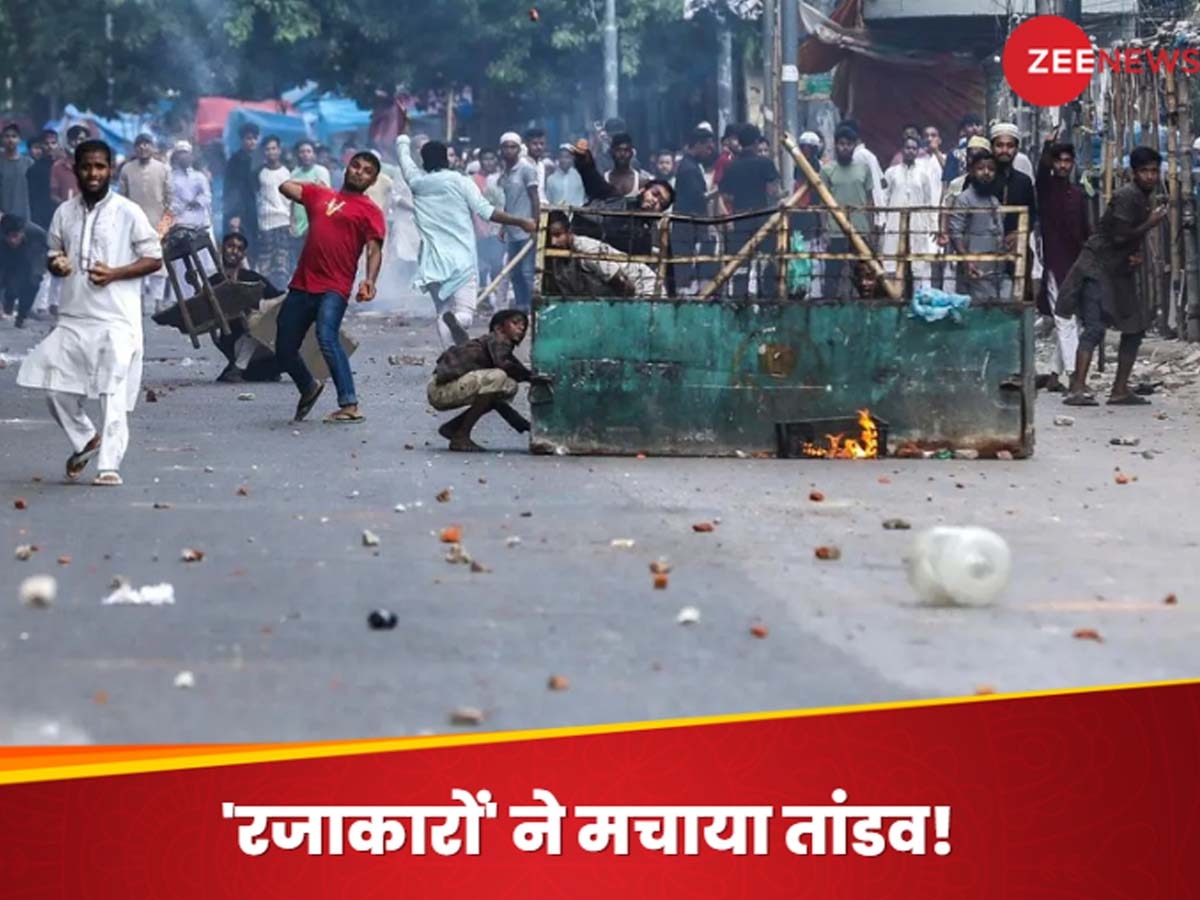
[1001,15,1192,107]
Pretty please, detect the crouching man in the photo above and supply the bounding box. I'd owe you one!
[428,309,539,452]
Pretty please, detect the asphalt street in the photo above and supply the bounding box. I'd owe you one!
[2,311,1199,744]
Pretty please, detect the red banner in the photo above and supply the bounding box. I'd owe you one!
[2,682,1197,898]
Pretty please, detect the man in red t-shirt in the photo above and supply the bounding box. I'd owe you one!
[276,152,386,424]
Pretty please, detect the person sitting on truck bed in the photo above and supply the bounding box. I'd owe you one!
[567,142,674,260]
[428,309,539,452]
[542,210,657,297]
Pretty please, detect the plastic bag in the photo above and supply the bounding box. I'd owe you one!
[786,232,812,297]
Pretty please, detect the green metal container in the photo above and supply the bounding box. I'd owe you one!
[528,296,1034,458]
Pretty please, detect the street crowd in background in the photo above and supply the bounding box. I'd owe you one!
[0,101,1171,473]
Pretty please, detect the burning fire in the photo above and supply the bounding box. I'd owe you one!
[801,409,880,459]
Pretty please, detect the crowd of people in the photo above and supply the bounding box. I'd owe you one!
[0,101,1169,482]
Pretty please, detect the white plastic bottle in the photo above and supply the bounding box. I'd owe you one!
[904,527,1012,607]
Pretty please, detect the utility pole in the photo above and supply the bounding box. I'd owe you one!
[717,13,734,140]
[105,10,115,111]
[780,0,800,190]
[604,0,619,121]
[762,0,777,150]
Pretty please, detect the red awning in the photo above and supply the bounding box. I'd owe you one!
[193,97,295,145]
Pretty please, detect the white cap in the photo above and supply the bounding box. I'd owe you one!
[697,121,714,134]
[798,131,821,146]
[499,131,522,146]
[173,139,192,154]
[1192,137,1200,151]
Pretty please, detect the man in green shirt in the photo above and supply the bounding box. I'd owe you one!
[289,139,332,265]
[820,124,876,297]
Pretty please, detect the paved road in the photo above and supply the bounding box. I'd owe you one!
[2,313,1199,744]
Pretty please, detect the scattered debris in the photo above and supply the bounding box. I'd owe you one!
[653,573,670,589]
[882,518,912,531]
[996,451,1014,461]
[469,560,490,573]
[610,538,636,548]
[506,536,522,548]
[173,670,195,689]
[1141,450,1156,460]
[1110,435,1140,447]
[93,691,109,706]
[236,485,250,497]
[649,559,672,575]
[14,544,33,561]
[204,465,215,473]
[387,354,425,366]
[547,674,569,691]
[1164,593,1178,606]
[692,522,715,533]
[440,526,462,543]
[814,545,841,561]
[180,548,205,563]
[56,555,71,566]
[145,388,159,403]
[362,529,381,547]
[445,543,472,565]
[953,449,980,460]
[749,623,769,639]
[237,392,256,401]
[436,488,453,503]
[878,476,892,484]
[367,609,398,630]
[19,575,56,608]
[1072,627,1103,643]
[808,491,825,502]
[449,706,485,726]
[153,501,172,510]
[1052,415,1074,427]
[974,684,997,696]
[102,579,176,606]
[1114,472,1131,485]
[734,450,748,459]
[14,498,27,510]
[394,504,407,513]
[675,605,700,624]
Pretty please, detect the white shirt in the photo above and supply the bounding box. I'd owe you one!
[572,234,657,296]
[396,134,496,298]
[17,191,161,405]
[546,166,586,207]
[257,165,292,231]
[853,143,886,206]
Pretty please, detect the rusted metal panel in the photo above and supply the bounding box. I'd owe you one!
[529,297,1034,458]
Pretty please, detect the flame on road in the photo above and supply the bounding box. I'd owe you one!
[801,409,879,459]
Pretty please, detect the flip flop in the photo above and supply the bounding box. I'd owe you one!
[1107,393,1151,406]
[294,382,325,422]
[1063,393,1099,407]
[92,472,123,486]
[66,438,101,481]
[324,409,365,424]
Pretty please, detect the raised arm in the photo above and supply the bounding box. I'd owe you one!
[394,134,424,188]
[570,148,618,201]
[278,180,305,203]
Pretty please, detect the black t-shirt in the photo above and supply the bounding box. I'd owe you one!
[674,155,708,217]
[721,154,780,213]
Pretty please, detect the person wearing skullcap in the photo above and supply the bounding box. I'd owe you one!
[987,122,1038,303]
[497,131,540,311]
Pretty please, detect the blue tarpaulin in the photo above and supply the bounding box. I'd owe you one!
[222,107,310,156]
[46,104,159,156]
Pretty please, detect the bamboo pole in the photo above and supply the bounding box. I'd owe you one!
[655,213,670,299]
[478,238,534,304]
[775,210,789,298]
[1180,72,1200,342]
[1165,67,1183,336]
[531,209,548,305]
[1012,210,1030,306]
[781,133,902,300]
[696,182,810,300]
[895,210,910,297]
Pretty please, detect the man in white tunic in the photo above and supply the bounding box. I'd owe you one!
[882,135,935,292]
[395,129,535,347]
[17,140,163,486]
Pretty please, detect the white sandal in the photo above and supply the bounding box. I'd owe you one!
[92,472,123,486]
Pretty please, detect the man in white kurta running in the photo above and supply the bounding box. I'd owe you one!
[17,140,163,486]
[395,129,536,347]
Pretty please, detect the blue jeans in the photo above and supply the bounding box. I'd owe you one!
[507,239,535,311]
[275,289,357,407]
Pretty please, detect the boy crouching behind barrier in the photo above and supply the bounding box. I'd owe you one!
[428,309,548,452]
